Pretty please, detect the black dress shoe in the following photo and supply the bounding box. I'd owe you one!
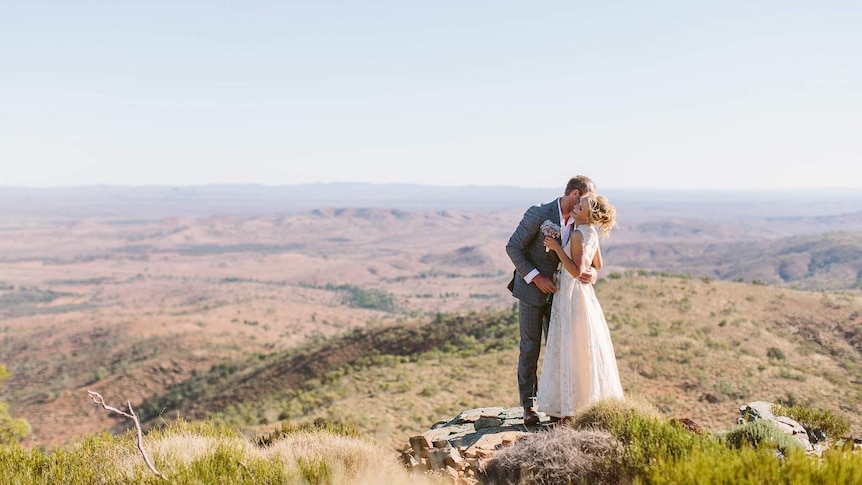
[523,407,540,426]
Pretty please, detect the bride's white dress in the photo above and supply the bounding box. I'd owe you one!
[538,224,624,418]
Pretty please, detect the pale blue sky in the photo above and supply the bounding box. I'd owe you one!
[1,1,860,189]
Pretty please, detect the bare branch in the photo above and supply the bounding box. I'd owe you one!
[88,390,163,478]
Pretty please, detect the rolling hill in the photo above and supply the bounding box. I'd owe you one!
[606,231,862,290]
[130,272,862,450]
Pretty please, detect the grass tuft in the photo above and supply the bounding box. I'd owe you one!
[255,418,363,447]
[570,395,665,431]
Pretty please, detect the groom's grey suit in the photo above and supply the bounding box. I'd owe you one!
[506,199,563,409]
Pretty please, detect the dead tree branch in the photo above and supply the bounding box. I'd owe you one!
[87,390,163,478]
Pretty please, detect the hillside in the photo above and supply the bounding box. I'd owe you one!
[606,231,862,290]
[132,272,862,450]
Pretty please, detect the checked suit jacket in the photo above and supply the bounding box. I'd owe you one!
[505,199,563,307]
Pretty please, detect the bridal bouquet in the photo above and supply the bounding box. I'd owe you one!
[540,220,561,252]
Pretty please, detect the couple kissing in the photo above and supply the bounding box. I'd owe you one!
[506,175,623,426]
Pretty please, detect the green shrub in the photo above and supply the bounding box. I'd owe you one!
[722,419,801,454]
[0,404,30,446]
[645,446,862,485]
[766,347,786,361]
[570,397,721,478]
[570,396,664,431]
[771,402,850,440]
[0,365,30,445]
[0,432,130,484]
[325,284,396,312]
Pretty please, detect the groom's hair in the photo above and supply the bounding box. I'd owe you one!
[565,175,596,196]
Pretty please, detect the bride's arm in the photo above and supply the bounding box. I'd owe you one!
[549,231,589,278]
[577,230,602,284]
[592,244,603,271]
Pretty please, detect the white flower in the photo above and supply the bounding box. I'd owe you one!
[540,220,561,252]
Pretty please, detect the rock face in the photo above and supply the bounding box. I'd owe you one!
[739,401,776,421]
[400,406,553,484]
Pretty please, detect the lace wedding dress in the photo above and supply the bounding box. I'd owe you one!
[537,224,624,418]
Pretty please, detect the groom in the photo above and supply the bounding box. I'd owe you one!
[505,175,598,425]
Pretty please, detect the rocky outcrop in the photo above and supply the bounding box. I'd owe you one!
[401,401,860,484]
[400,406,552,484]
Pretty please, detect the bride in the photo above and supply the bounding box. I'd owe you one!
[538,192,624,423]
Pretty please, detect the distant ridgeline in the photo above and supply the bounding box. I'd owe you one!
[2,184,862,220]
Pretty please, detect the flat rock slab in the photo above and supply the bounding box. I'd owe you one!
[417,407,552,451]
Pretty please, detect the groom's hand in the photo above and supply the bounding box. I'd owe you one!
[532,274,557,294]
[578,267,598,284]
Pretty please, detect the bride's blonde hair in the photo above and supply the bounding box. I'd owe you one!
[582,193,617,237]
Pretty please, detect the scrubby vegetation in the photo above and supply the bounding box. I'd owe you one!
[722,419,802,454]
[5,271,861,482]
[12,397,855,485]
[0,418,442,485]
[129,274,862,454]
[0,366,30,445]
[3,378,861,484]
[6,271,861,450]
[772,401,851,440]
[323,283,397,311]
[484,398,862,485]
[137,309,521,427]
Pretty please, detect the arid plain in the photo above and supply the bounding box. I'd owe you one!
[2,185,861,448]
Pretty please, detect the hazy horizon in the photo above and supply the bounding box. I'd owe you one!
[5,181,862,198]
[3,182,862,223]
[3,180,862,194]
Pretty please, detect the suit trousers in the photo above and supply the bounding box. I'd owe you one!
[518,298,551,408]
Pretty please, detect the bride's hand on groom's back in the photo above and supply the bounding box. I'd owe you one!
[578,267,598,284]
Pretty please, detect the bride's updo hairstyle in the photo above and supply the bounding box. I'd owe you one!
[582,193,617,238]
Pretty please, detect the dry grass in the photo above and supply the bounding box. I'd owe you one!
[479,428,625,485]
[570,395,664,430]
[30,419,447,485]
